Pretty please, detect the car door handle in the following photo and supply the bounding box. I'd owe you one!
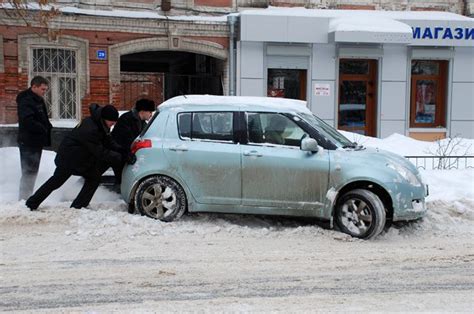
[243,150,263,157]
[169,145,188,152]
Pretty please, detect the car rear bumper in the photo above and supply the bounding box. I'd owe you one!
[120,165,136,204]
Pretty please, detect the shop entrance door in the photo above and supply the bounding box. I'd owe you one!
[338,59,377,136]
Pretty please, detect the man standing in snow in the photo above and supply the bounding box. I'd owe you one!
[16,76,52,201]
[111,98,155,184]
[26,104,123,210]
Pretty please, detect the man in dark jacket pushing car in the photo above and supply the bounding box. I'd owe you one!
[111,98,155,184]
[26,104,126,210]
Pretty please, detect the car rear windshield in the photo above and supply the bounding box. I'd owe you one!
[139,110,160,137]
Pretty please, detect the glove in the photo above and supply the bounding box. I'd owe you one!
[126,153,137,165]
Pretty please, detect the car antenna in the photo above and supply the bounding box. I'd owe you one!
[180,90,187,99]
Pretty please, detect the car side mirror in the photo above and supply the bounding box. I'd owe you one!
[301,137,319,153]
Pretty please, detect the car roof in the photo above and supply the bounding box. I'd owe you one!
[159,95,312,114]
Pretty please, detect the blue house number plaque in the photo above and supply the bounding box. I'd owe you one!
[97,50,107,60]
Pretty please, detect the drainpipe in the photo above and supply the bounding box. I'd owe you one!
[461,0,474,17]
[227,14,238,96]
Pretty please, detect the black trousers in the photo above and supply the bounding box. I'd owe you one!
[112,162,124,184]
[19,145,42,201]
[27,166,104,209]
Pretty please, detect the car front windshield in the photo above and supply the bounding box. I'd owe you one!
[299,112,355,148]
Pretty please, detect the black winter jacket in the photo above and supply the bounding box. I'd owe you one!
[55,104,123,176]
[111,109,146,151]
[17,88,52,147]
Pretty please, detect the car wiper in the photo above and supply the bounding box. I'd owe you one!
[342,142,358,149]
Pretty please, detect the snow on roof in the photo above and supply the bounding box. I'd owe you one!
[59,6,228,22]
[240,7,473,22]
[2,3,470,23]
[329,16,412,34]
[0,3,228,23]
[160,95,311,113]
[2,3,471,25]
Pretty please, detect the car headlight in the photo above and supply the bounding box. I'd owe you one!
[386,162,422,187]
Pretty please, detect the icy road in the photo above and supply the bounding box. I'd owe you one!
[0,198,473,312]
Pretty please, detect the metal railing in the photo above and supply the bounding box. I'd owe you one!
[404,156,474,170]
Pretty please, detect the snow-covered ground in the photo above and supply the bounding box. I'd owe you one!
[1,133,473,312]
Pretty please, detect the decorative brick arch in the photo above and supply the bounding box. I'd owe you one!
[108,37,228,101]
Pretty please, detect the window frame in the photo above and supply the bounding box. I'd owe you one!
[177,111,237,144]
[267,68,308,101]
[30,47,80,121]
[338,58,378,137]
[410,60,448,128]
[243,111,310,149]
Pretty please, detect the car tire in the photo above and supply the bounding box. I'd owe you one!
[134,175,187,222]
[334,189,386,239]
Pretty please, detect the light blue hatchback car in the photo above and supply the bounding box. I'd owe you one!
[121,95,428,239]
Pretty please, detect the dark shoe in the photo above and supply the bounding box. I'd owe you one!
[128,203,135,214]
[25,199,38,211]
[111,183,121,194]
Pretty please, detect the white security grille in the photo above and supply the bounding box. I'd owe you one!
[31,48,78,120]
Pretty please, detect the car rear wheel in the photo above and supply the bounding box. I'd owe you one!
[334,189,386,239]
[134,175,187,222]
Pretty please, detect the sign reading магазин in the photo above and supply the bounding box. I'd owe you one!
[412,26,474,40]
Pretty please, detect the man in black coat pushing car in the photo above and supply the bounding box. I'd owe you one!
[26,104,125,210]
[111,98,155,184]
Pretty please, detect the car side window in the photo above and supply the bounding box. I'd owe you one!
[178,112,233,142]
[247,112,308,147]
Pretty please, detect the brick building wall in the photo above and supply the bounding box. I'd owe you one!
[0,25,157,123]
[0,16,229,124]
[0,0,471,126]
[57,0,474,15]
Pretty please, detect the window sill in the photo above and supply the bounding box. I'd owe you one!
[408,128,447,133]
[51,120,80,128]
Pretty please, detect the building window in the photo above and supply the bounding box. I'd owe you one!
[410,60,448,128]
[31,48,78,120]
[267,69,307,101]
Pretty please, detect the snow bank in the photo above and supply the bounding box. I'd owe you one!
[340,131,474,156]
[0,147,120,203]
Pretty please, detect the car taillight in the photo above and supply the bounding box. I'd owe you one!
[131,139,152,154]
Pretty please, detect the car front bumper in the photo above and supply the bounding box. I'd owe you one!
[386,182,428,221]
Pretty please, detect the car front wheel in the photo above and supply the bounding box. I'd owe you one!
[334,189,386,239]
[134,175,187,222]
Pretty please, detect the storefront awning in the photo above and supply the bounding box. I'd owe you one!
[239,8,473,46]
[328,16,413,44]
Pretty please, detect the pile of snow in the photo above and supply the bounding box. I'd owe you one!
[0,147,119,204]
[340,131,474,157]
[0,132,473,240]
